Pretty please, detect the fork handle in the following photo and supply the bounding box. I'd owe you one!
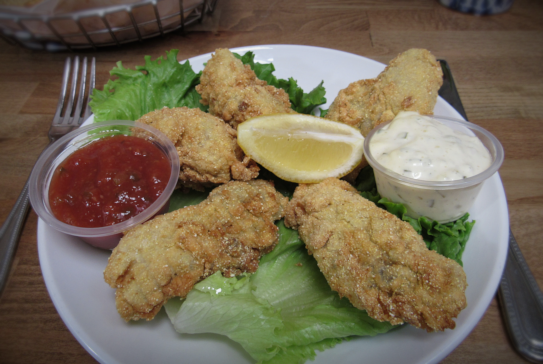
[0,177,31,295]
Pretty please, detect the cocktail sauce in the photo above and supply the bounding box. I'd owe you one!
[48,135,171,228]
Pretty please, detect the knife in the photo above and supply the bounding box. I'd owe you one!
[438,59,543,363]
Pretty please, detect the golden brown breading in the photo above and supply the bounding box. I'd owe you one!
[326,48,443,137]
[196,48,296,129]
[104,180,288,321]
[284,178,467,332]
[137,107,258,190]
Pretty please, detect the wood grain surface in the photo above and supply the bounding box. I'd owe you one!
[0,0,542,363]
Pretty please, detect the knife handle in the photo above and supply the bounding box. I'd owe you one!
[438,59,543,363]
[438,59,468,120]
[498,231,543,363]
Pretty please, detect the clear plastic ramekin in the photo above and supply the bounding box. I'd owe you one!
[363,115,504,223]
[29,120,180,250]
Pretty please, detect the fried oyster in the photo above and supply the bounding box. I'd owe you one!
[104,180,288,321]
[285,178,467,332]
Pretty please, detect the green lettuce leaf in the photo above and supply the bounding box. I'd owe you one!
[234,51,327,114]
[257,167,298,199]
[356,166,475,266]
[319,108,329,117]
[165,220,395,364]
[167,189,209,212]
[89,49,203,123]
[91,50,327,125]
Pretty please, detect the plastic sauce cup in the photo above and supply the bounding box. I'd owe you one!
[29,120,180,249]
[363,116,504,223]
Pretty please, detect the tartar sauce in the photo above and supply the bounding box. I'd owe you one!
[369,111,492,181]
[367,111,493,222]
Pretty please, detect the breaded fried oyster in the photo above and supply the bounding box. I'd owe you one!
[196,48,295,129]
[326,48,443,137]
[284,178,467,332]
[104,180,288,321]
[137,107,258,190]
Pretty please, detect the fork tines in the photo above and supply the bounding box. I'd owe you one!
[54,56,96,127]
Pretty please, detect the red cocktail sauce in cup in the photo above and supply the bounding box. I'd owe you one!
[29,121,180,250]
[48,134,171,228]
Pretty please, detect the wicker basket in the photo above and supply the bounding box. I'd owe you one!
[0,0,217,51]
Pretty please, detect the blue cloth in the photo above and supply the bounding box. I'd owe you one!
[439,0,514,15]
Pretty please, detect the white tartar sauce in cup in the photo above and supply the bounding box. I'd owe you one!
[370,111,492,181]
[366,111,496,223]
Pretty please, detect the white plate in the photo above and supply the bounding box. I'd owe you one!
[37,45,509,364]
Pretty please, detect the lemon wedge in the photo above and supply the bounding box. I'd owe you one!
[237,114,365,183]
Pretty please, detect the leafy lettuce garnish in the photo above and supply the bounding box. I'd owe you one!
[90,49,326,123]
[167,188,208,212]
[164,221,394,364]
[234,51,327,114]
[356,166,475,266]
[90,50,204,123]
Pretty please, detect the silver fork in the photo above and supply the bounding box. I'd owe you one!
[0,56,96,295]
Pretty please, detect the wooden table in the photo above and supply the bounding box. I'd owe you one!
[0,0,541,362]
